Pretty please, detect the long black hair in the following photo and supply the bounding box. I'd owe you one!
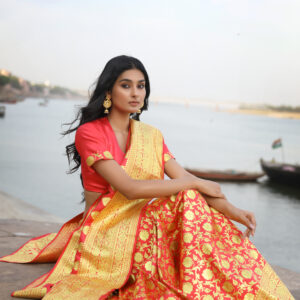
[62,55,151,175]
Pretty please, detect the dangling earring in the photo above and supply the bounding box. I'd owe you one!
[103,96,112,114]
[137,103,143,114]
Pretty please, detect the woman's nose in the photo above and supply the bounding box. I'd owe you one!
[131,86,138,96]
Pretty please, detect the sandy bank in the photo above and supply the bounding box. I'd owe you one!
[223,108,300,120]
[0,190,63,223]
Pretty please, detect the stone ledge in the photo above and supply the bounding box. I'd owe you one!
[0,190,63,223]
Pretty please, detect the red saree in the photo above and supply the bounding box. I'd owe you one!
[0,119,294,299]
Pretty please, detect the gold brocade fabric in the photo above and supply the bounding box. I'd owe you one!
[119,190,294,299]
[0,119,295,299]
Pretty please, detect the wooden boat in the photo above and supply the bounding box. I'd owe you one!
[185,168,265,182]
[0,98,18,104]
[39,97,49,107]
[260,158,300,186]
[0,106,5,117]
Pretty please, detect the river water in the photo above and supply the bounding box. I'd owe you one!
[0,98,300,272]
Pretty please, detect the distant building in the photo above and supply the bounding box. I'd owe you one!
[18,78,30,93]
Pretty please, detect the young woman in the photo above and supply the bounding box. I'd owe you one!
[0,56,293,299]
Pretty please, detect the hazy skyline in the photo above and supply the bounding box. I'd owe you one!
[1,0,300,106]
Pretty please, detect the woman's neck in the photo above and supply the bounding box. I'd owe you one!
[107,111,130,133]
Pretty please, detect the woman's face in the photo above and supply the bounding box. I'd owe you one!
[108,68,146,115]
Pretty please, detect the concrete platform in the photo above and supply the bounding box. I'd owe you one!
[0,219,61,300]
[0,191,63,223]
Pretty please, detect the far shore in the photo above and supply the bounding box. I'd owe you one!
[223,108,300,120]
[3,96,300,121]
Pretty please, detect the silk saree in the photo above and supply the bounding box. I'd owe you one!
[0,119,294,299]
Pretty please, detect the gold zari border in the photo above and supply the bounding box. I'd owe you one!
[255,263,294,299]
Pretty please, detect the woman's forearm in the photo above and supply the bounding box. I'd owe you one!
[203,195,234,217]
[185,170,231,214]
[93,159,223,200]
[128,169,225,200]
[128,177,198,200]
[128,174,222,200]
[165,165,223,197]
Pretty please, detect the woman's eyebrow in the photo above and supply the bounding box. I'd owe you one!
[119,79,145,83]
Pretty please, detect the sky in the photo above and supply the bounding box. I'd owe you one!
[1,0,300,106]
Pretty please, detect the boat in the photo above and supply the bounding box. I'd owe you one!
[260,158,300,186]
[0,106,5,117]
[39,97,49,107]
[185,168,265,182]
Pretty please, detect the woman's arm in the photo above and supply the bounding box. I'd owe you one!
[164,158,225,198]
[92,159,223,200]
[165,159,256,237]
[93,157,255,237]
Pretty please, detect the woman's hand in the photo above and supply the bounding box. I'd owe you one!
[196,179,225,198]
[224,205,256,238]
[204,195,256,239]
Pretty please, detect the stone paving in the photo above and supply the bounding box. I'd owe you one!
[0,220,61,300]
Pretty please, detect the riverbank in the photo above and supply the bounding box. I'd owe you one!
[0,191,63,299]
[0,219,61,299]
[0,190,63,223]
[223,108,300,120]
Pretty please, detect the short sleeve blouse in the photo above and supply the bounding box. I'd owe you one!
[75,117,174,193]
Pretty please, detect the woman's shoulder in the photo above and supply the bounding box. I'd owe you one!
[76,118,107,139]
[77,118,106,131]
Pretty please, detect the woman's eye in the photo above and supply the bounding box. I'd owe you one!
[121,83,145,89]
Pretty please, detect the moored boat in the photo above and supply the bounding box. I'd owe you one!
[185,168,265,182]
[260,158,300,186]
[0,105,5,117]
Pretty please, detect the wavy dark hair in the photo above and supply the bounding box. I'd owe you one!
[62,55,150,177]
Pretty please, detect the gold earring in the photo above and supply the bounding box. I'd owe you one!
[103,96,112,114]
[137,108,141,114]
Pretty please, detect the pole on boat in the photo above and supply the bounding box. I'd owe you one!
[271,138,284,163]
[281,144,285,163]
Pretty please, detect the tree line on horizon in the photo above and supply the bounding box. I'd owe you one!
[0,72,81,98]
[239,103,300,113]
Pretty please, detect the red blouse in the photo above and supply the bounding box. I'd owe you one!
[75,117,174,193]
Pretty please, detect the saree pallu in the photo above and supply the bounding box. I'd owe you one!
[0,120,294,299]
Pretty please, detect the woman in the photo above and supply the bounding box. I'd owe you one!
[0,55,294,299]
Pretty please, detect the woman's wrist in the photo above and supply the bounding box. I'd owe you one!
[222,201,240,219]
[194,177,206,191]
[185,176,199,191]
[205,195,232,216]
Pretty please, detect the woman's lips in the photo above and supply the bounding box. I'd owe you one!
[129,101,140,106]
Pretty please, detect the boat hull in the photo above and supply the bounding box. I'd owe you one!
[260,159,300,186]
[185,168,264,182]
